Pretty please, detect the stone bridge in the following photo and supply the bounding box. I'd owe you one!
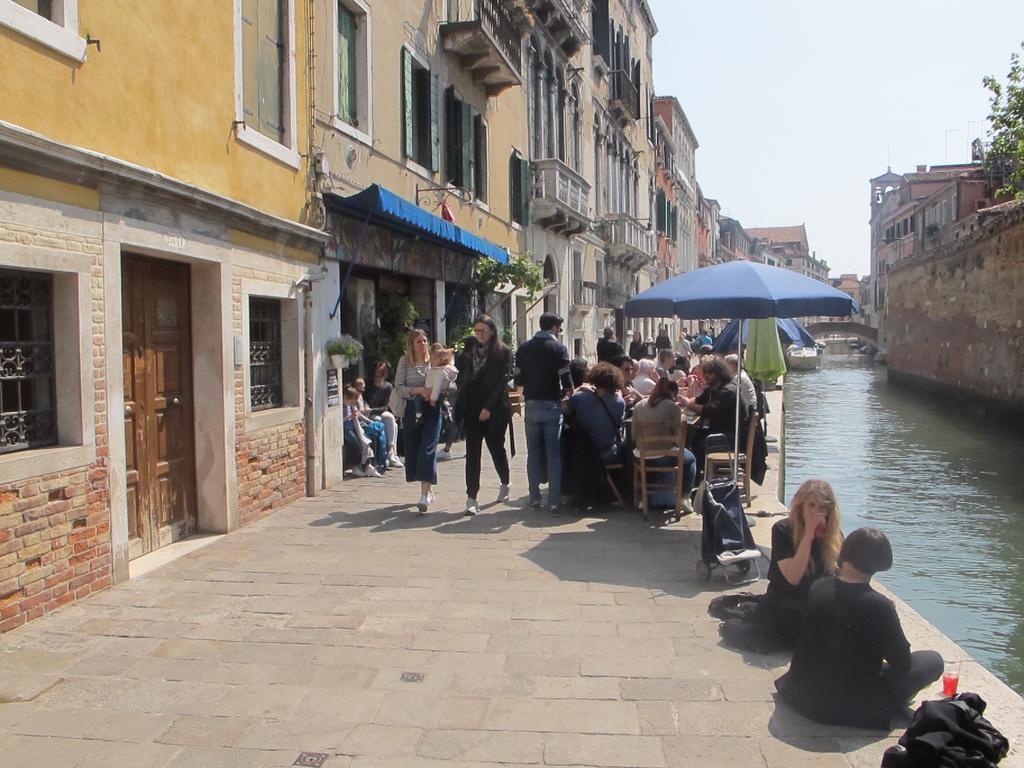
[805,320,878,343]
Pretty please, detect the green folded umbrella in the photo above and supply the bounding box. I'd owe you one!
[744,316,787,382]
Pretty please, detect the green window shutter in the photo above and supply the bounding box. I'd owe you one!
[241,0,259,130]
[461,102,473,192]
[337,2,357,125]
[509,154,519,224]
[257,0,284,143]
[402,49,414,159]
[655,190,665,232]
[445,86,459,185]
[474,116,487,203]
[430,73,440,172]
[519,155,531,226]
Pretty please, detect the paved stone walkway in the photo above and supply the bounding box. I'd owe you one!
[1,405,1022,767]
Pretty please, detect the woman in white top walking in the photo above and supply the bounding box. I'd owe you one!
[394,329,442,512]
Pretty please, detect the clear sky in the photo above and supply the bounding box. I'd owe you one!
[648,0,1024,278]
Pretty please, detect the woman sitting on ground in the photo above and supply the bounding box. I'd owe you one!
[631,377,697,515]
[775,527,944,730]
[762,479,843,647]
[716,479,842,653]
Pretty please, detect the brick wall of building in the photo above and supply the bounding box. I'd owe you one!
[885,202,1024,413]
[0,246,111,634]
[232,267,306,528]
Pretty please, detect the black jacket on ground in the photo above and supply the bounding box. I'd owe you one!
[454,339,512,423]
[881,693,1009,768]
[514,332,572,402]
[596,338,624,363]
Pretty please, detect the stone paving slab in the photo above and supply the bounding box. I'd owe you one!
[1,392,1023,767]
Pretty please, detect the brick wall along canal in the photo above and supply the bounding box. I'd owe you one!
[782,352,1024,695]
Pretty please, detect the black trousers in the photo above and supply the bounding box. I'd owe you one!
[464,414,510,499]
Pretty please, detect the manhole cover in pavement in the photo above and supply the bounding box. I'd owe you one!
[400,671,424,683]
[294,753,328,767]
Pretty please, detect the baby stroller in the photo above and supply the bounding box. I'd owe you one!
[695,477,762,584]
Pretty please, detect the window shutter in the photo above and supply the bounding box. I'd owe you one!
[445,86,459,184]
[461,102,473,192]
[241,0,260,130]
[402,49,414,159]
[337,2,357,125]
[519,154,531,225]
[475,116,488,203]
[656,190,665,232]
[509,154,518,223]
[257,0,284,143]
[430,72,440,172]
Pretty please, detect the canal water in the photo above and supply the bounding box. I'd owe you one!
[783,351,1024,696]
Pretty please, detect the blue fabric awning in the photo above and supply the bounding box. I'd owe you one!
[324,184,508,264]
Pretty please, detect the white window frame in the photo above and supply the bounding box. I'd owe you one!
[330,0,372,146]
[0,255,95,484]
[232,0,301,170]
[0,0,86,62]
[241,280,303,433]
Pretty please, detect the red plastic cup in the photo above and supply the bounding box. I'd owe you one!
[943,671,959,697]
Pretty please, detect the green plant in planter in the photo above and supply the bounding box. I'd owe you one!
[326,334,363,359]
[362,292,417,371]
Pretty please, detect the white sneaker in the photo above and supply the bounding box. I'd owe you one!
[366,466,384,478]
[436,448,451,461]
[387,454,405,468]
[351,466,368,477]
[464,497,479,516]
[497,484,511,502]
[416,492,434,513]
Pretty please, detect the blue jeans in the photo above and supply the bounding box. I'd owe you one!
[525,400,563,508]
[403,399,441,484]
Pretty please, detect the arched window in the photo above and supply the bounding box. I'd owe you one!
[542,255,558,314]
[555,68,566,162]
[529,39,543,159]
[571,84,582,172]
[543,51,555,158]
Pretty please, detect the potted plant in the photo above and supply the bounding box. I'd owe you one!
[326,335,363,370]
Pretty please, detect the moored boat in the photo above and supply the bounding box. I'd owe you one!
[786,344,820,371]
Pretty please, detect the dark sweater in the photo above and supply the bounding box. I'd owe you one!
[514,331,572,402]
[596,338,624,363]
[765,519,825,606]
[776,576,913,729]
[455,339,512,421]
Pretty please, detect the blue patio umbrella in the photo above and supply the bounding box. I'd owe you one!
[625,261,858,480]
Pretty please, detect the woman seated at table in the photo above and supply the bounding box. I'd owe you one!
[633,358,659,396]
[632,377,697,515]
[566,363,627,464]
[677,356,741,475]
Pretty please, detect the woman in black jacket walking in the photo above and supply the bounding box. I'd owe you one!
[456,314,512,516]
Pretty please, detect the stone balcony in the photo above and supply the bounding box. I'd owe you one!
[600,212,655,269]
[531,158,591,235]
[525,0,589,57]
[609,69,641,123]
[570,279,597,315]
[440,0,530,96]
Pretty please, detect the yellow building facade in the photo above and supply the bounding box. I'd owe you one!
[0,0,328,631]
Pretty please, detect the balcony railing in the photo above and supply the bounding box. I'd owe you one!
[525,0,589,56]
[609,69,641,122]
[531,157,591,235]
[441,0,527,95]
[601,212,654,266]
[572,279,597,308]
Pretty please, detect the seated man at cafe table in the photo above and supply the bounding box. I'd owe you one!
[677,356,741,476]
[611,354,643,410]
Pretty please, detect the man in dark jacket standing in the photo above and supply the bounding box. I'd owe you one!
[596,327,623,363]
[515,313,573,516]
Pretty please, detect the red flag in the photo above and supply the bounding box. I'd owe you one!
[440,198,456,222]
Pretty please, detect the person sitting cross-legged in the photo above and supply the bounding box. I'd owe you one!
[775,527,944,730]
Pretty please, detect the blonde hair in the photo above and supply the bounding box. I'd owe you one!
[788,479,843,574]
[429,342,454,366]
[404,329,429,365]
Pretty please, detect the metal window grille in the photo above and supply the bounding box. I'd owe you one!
[0,269,57,454]
[249,297,283,411]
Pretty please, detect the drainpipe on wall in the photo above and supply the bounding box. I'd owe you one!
[297,268,327,497]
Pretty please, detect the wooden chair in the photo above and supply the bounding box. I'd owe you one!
[632,419,688,521]
[508,387,524,417]
[704,410,758,507]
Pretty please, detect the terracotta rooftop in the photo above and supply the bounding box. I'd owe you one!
[746,224,809,249]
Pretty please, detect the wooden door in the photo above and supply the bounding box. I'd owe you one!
[122,256,196,559]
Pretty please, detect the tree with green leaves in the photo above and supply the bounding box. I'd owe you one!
[983,42,1024,199]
